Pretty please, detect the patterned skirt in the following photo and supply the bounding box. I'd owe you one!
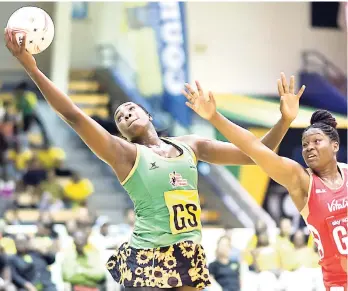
[106,240,211,289]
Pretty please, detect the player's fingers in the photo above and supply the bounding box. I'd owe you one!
[182,89,192,102]
[185,101,195,111]
[281,72,289,93]
[19,33,26,53]
[208,91,214,102]
[11,30,17,46]
[4,29,11,47]
[195,80,204,97]
[289,75,295,94]
[277,79,284,96]
[185,83,197,96]
[297,85,306,99]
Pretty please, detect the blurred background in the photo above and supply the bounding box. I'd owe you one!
[0,1,347,291]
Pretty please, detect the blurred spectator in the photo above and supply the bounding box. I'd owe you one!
[0,220,16,255]
[34,212,59,253]
[243,220,268,268]
[276,217,295,271]
[9,233,56,291]
[113,208,135,247]
[89,216,118,251]
[52,157,72,178]
[278,230,323,291]
[61,231,106,291]
[37,147,66,170]
[209,235,240,291]
[292,229,318,270]
[60,220,78,252]
[13,82,49,147]
[66,220,77,238]
[62,208,95,251]
[224,227,241,262]
[38,170,64,211]
[7,144,33,176]
[63,173,94,208]
[250,232,281,291]
[0,245,16,291]
[0,101,18,181]
[21,157,47,189]
[251,232,280,274]
[75,207,95,234]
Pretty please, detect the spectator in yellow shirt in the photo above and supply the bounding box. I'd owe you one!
[252,232,281,274]
[243,220,268,268]
[7,147,33,172]
[276,217,295,271]
[0,220,16,255]
[63,172,94,208]
[37,146,66,169]
[292,229,319,269]
[14,82,50,147]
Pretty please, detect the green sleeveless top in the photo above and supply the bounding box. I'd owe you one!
[121,137,202,249]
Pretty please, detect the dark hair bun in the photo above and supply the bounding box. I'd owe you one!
[310,109,337,129]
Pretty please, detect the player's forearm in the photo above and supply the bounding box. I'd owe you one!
[259,116,292,151]
[25,66,80,124]
[209,112,260,156]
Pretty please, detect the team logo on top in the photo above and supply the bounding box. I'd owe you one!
[169,171,188,187]
[316,189,327,194]
[327,198,348,213]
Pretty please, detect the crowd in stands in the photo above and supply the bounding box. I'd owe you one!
[0,81,135,291]
[208,218,324,291]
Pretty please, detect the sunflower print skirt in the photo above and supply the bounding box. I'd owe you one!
[106,240,211,289]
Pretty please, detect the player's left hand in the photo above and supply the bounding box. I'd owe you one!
[182,81,217,121]
[278,72,306,123]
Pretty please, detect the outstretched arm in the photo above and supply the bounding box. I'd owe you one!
[177,116,290,165]
[5,30,135,172]
[184,74,310,209]
[181,74,305,165]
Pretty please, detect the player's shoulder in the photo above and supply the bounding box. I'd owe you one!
[171,134,201,150]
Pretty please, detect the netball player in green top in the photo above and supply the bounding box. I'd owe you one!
[5,30,304,291]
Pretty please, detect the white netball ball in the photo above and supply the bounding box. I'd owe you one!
[6,6,54,55]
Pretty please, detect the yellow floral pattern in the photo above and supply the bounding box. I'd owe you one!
[107,241,211,289]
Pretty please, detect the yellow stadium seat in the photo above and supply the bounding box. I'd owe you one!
[69,81,100,92]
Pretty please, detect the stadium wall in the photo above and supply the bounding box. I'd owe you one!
[186,2,347,95]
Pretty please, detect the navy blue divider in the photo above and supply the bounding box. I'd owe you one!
[300,72,347,115]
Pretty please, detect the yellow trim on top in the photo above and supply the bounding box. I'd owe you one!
[121,144,140,185]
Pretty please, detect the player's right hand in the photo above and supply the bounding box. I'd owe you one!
[182,80,217,121]
[4,28,37,72]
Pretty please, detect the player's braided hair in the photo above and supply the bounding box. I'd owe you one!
[303,109,340,143]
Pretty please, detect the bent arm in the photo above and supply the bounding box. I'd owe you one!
[25,67,135,166]
[178,116,291,165]
[208,112,309,195]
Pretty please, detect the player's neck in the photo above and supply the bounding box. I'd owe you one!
[314,161,341,181]
[133,126,161,147]
[217,256,230,264]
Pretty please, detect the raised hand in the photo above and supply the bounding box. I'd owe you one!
[4,28,36,71]
[182,81,217,121]
[277,72,306,123]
